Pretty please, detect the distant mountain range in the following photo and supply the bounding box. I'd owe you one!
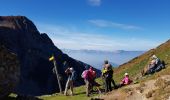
[62,49,145,69]
[62,49,144,54]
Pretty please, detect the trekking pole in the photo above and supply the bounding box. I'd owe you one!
[49,55,63,94]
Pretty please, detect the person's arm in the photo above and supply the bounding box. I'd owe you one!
[121,77,125,84]
[65,68,70,74]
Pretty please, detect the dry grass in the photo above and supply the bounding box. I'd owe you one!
[121,88,133,93]
[152,77,170,100]
[145,90,155,98]
[135,87,144,93]
[135,82,146,93]
[154,78,168,90]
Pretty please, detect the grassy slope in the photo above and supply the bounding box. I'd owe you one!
[8,82,102,100]
[39,86,89,100]
[39,79,104,100]
[113,40,170,83]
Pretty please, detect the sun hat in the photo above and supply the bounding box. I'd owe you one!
[152,55,157,59]
[125,73,129,76]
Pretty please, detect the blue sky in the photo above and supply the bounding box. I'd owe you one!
[0,0,170,51]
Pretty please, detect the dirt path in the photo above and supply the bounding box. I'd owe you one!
[100,75,170,100]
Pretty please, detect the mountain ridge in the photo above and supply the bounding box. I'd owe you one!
[0,16,98,96]
[62,49,145,54]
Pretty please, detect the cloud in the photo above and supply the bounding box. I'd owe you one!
[88,0,101,6]
[88,19,142,30]
[37,23,159,51]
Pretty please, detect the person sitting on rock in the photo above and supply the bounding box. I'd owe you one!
[120,73,132,86]
[146,55,165,75]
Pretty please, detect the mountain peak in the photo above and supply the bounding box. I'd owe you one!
[0,16,38,33]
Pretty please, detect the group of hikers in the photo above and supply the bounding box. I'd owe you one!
[63,55,165,97]
[63,60,133,97]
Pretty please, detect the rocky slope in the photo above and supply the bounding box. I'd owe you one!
[0,16,97,96]
[0,45,20,98]
[101,74,170,100]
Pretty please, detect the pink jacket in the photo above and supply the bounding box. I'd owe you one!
[122,76,132,85]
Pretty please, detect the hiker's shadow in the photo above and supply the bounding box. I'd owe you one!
[15,95,43,100]
[74,92,86,95]
[4,97,16,100]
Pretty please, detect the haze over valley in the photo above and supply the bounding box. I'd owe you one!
[62,49,144,69]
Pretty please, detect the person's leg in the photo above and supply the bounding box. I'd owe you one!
[111,78,117,89]
[85,80,90,96]
[104,78,108,92]
[106,79,110,92]
[70,80,74,96]
[90,80,94,93]
[64,78,70,95]
[155,64,163,72]
[108,79,112,91]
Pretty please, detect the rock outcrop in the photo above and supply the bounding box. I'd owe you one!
[0,16,99,96]
[0,45,20,98]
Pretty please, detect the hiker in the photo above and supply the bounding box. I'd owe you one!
[81,67,94,96]
[102,60,116,92]
[102,65,111,92]
[120,73,132,87]
[88,67,101,94]
[146,55,165,75]
[64,67,76,96]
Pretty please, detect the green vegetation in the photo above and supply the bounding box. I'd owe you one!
[8,80,102,100]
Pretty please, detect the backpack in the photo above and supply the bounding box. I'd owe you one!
[81,70,89,79]
[72,71,77,81]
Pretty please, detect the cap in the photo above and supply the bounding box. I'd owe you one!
[152,55,157,59]
[125,73,128,76]
[69,67,73,71]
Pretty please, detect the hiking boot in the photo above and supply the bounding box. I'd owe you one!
[64,93,68,96]
[87,94,90,97]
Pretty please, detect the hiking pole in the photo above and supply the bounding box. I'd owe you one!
[49,55,63,94]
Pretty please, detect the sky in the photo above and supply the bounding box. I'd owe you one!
[0,0,170,51]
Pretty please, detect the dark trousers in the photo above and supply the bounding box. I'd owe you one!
[105,78,112,92]
[111,79,117,89]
